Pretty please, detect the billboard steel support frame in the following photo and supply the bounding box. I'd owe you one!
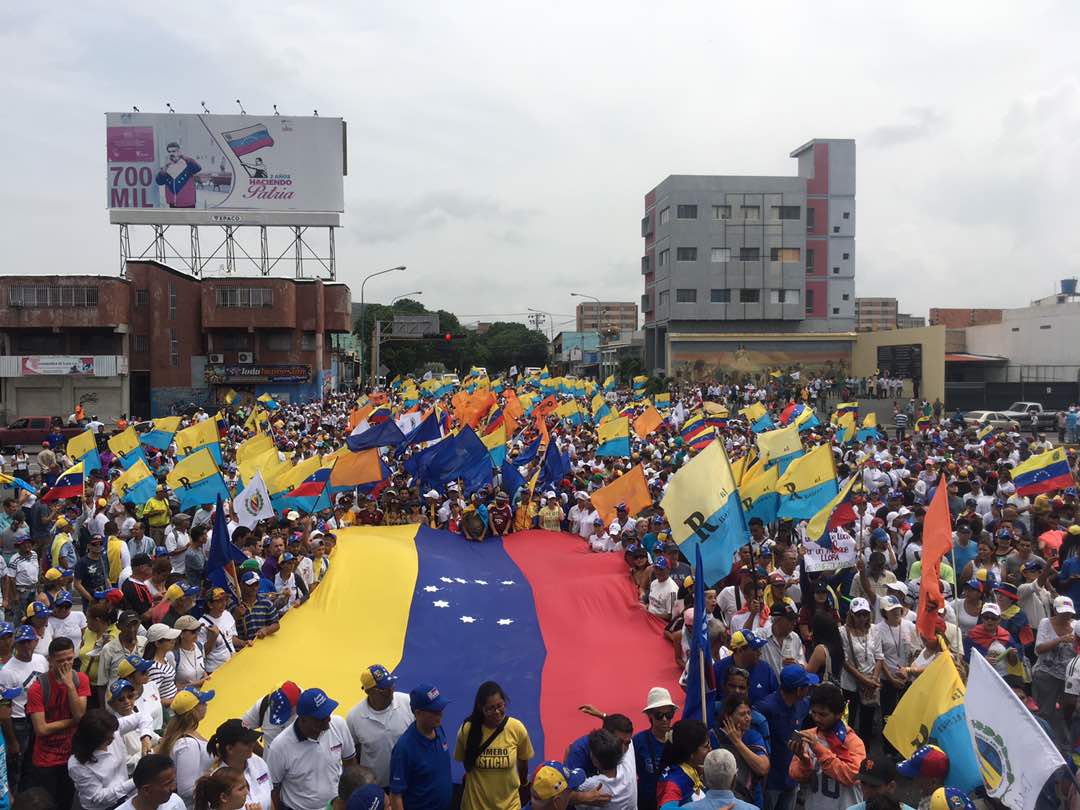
[118,223,336,280]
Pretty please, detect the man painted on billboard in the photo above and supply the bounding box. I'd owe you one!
[155,141,201,208]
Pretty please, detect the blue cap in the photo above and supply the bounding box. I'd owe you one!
[1023,559,1044,571]
[780,664,820,690]
[360,665,397,691]
[730,630,767,651]
[653,557,670,571]
[887,490,902,499]
[345,786,385,810]
[240,571,261,586]
[279,552,296,563]
[0,623,14,638]
[122,654,153,674]
[296,687,338,719]
[25,602,51,620]
[996,528,1012,539]
[0,687,22,701]
[870,528,890,543]
[409,683,449,712]
[1066,488,1078,497]
[14,626,37,643]
[155,546,169,557]
[109,679,135,700]
[53,591,73,607]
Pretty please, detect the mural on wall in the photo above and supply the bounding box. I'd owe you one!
[669,340,853,384]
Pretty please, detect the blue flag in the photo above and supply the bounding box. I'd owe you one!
[409,427,493,495]
[514,437,542,467]
[682,546,714,726]
[500,460,526,499]
[403,412,442,446]
[206,495,247,602]
[347,420,407,452]
[538,446,570,491]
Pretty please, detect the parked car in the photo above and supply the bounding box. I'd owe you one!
[999,402,1057,431]
[0,417,84,451]
[963,411,1021,432]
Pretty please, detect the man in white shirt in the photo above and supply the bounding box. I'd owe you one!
[266,687,356,810]
[164,515,191,575]
[0,624,48,785]
[345,665,413,789]
[647,558,679,621]
[567,493,598,540]
[114,753,187,810]
[575,728,637,810]
[760,603,805,675]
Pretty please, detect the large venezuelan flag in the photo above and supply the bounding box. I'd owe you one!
[200,527,679,772]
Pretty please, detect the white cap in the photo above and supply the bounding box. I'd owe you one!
[642,687,679,712]
[980,602,1001,617]
[424,490,440,499]
[575,491,588,500]
[849,597,872,614]
[1055,596,1076,615]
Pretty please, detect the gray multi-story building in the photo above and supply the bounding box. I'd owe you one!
[641,138,855,375]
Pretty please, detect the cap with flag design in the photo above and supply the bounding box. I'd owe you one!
[897,744,950,779]
[531,761,586,801]
[929,787,976,810]
[171,687,215,716]
[360,665,397,691]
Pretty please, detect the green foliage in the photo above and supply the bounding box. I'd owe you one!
[355,300,549,378]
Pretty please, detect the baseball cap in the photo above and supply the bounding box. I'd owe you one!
[165,583,199,602]
[25,602,51,620]
[269,681,302,725]
[240,571,261,586]
[174,615,202,631]
[979,602,1001,617]
[118,654,153,678]
[286,510,300,521]
[849,597,872,614]
[930,788,976,810]
[297,688,338,719]
[532,761,586,802]
[880,595,903,612]
[897,744,950,779]
[0,623,14,638]
[210,718,261,748]
[1023,558,1045,571]
[108,679,135,701]
[171,687,215,716]
[146,623,181,643]
[346,785,385,810]
[117,610,141,626]
[44,568,64,582]
[53,591,73,607]
[207,587,228,602]
[14,626,37,643]
[653,557,670,571]
[360,664,397,691]
[994,582,1019,601]
[1055,595,1076,615]
[729,630,767,651]
[780,664,820,690]
[859,756,898,786]
[409,684,449,712]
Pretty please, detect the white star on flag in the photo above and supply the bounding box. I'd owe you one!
[500,580,515,586]
[424,586,439,592]
[497,619,514,626]
[454,577,468,584]
[474,579,488,585]
[433,600,449,608]
[440,577,453,583]
[460,616,476,623]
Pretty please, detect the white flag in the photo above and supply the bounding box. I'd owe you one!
[234,470,275,529]
[395,411,423,436]
[965,650,1065,810]
[509,365,518,377]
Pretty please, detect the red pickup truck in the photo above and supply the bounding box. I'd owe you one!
[0,417,85,450]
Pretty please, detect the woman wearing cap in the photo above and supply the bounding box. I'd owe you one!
[207,719,272,810]
[950,577,986,638]
[118,653,164,733]
[47,590,86,650]
[1032,595,1077,747]
[839,598,882,743]
[23,601,54,658]
[874,596,919,724]
[655,719,709,807]
[200,589,241,673]
[454,681,535,810]
[157,687,214,810]
[68,706,149,810]
[106,677,158,769]
[145,623,181,712]
[174,616,209,690]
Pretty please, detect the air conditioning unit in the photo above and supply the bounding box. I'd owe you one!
[208,354,224,364]
[237,352,254,364]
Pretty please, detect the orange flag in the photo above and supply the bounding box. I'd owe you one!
[633,405,664,438]
[535,395,559,418]
[348,404,374,432]
[502,390,525,422]
[917,475,953,642]
[329,448,384,488]
[460,390,497,428]
[590,465,653,527]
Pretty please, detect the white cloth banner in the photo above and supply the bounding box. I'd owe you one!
[802,529,857,572]
[234,471,275,529]
[395,411,423,436]
[965,650,1064,810]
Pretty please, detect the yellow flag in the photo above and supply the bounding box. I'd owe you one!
[775,443,835,496]
[738,463,779,511]
[66,430,97,461]
[805,475,858,541]
[703,401,729,417]
[755,424,802,463]
[239,448,291,492]
[237,432,275,465]
[862,412,877,428]
[107,427,141,458]
[883,651,965,757]
[481,424,507,452]
[740,402,767,423]
[166,448,220,490]
[175,419,219,456]
[114,459,154,502]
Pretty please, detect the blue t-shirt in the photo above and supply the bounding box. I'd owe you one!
[633,729,666,810]
[641,532,660,554]
[952,539,979,575]
[714,657,778,705]
[389,723,452,810]
[564,733,597,776]
[1061,557,1080,607]
[753,690,810,792]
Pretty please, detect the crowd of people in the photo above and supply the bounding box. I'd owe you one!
[0,368,1074,810]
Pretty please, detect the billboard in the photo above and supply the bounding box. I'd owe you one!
[204,364,311,384]
[106,112,344,222]
[21,357,96,376]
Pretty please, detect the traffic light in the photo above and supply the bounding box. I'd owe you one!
[444,333,453,342]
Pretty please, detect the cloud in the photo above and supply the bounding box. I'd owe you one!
[349,192,537,244]
[864,107,946,148]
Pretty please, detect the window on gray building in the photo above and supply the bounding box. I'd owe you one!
[676,247,698,261]
[842,252,850,260]
[769,289,800,305]
[641,216,653,237]
[832,307,840,314]
[739,247,761,261]
[832,267,840,274]
[641,255,651,273]
[739,289,760,303]
[675,289,697,303]
[676,205,698,219]
[773,205,801,220]
[710,248,731,263]
[712,205,732,220]
[659,207,670,225]
[658,249,669,267]
[842,211,850,219]
[832,226,840,233]
[710,289,731,303]
[769,247,801,263]
[658,291,669,307]
[842,293,850,301]
[741,206,760,221]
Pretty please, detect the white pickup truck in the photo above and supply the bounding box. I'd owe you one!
[999,402,1057,431]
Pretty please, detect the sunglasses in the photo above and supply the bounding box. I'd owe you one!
[651,710,675,721]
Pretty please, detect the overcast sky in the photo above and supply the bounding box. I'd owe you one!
[4,1,1079,331]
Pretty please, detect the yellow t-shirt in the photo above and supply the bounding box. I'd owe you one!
[454,717,535,810]
[538,505,562,532]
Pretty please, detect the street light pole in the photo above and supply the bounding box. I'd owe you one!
[359,265,405,386]
[391,291,423,304]
[570,292,604,380]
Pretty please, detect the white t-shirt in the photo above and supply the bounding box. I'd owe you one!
[647,577,679,619]
[115,794,186,810]
[266,717,356,810]
[172,735,211,810]
[839,626,883,691]
[199,612,238,672]
[873,618,921,676]
[165,529,190,574]
[576,743,638,810]
[48,610,87,650]
[0,654,48,717]
[345,692,413,788]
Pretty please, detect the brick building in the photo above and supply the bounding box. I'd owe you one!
[928,308,1004,328]
[0,261,352,421]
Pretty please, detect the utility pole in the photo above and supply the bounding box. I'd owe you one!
[527,311,547,333]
